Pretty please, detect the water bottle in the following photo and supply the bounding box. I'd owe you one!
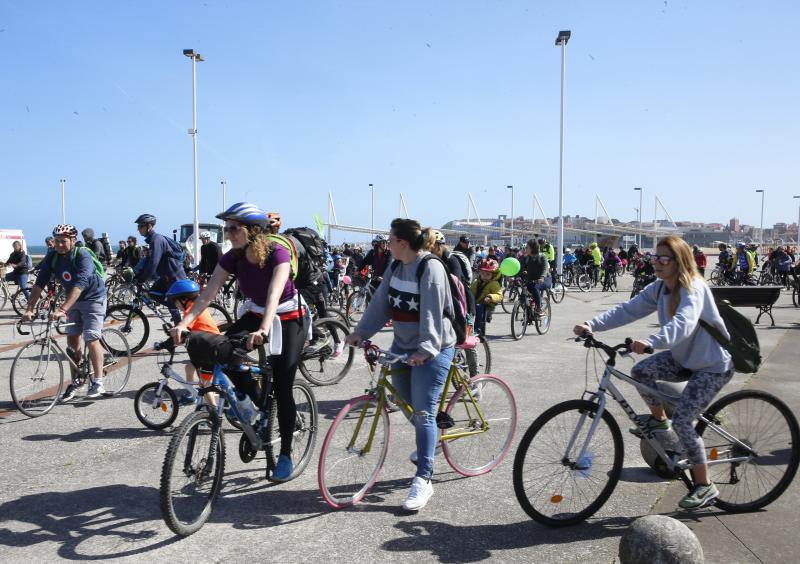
[236,392,257,426]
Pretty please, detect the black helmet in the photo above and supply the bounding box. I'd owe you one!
[134,214,157,226]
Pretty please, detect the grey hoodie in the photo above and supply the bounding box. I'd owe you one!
[588,278,732,373]
[355,252,456,358]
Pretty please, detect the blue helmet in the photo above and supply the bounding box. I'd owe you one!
[215,202,273,229]
[166,279,201,300]
[736,241,746,249]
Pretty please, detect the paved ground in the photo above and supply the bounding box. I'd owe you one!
[0,276,798,563]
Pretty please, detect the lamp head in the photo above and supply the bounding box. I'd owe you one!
[555,30,571,46]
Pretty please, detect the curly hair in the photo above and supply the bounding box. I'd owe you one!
[232,224,273,268]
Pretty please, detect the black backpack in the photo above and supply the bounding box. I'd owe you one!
[282,227,327,290]
[699,300,762,373]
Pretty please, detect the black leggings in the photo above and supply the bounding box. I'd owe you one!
[225,312,307,456]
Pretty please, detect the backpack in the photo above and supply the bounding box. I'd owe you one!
[164,236,186,264]
[391,254,469,345]
[51,247,105,279]
[280,227,327,290]
[450,250,473,285]
[24,253,33,270]
[699,300,762,374]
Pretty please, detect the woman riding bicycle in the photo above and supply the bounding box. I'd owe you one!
[171,202,308,482]
[573,234,733,510]
[522,239,550,314]
[345,218,456,512]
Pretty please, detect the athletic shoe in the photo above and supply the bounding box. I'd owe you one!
[332,342,344,358]
[86,382,106,399]
[270,454,293,482]
[678,482,719,510]
[178,392,196,406]
[60,384,77,403]
[629,414,671,437]
[409,445,443,464]
[304,339,327,356]
[402,477,433,511]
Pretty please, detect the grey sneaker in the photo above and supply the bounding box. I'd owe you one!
[629,414,670,437]
[86,382,106,399]
[679,482,719,510]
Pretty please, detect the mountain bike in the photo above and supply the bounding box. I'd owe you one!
[318,340,517,509]
[510,285,552,339]
[601,267,617,292]
[501,276,524,313]
[160,333,318,536]
[10,316,131,417]
[630,274,656,299]
[512,333,800,527]
[344,274,376,324]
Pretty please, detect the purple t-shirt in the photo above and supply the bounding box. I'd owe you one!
[218,244,296,307]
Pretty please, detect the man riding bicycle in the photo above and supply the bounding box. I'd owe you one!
[22,224,108,400]
[359,234,392,294]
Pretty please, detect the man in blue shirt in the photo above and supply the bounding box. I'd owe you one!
[22,224,108,400]
[133,213,186,323]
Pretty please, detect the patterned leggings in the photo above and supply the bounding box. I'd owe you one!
[631,351,733,465]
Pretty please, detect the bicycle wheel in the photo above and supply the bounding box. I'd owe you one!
[792,284,798,307]
[98,327,132,394]
[11,289,29,316]
[442,374,517,476]
[0,286,8,311]
[534,297,552,335]
[300,318,353,386]
[326,307,351,328]
[265,381,318,480]
[134,382,179,430]
[501,287,517,314]
[111,283,136,307]
[318,395,390,509]
[550,281,565,304]
[513,399,624,527]
[345,291,368,325]
[577,273,591,292]
[160,410,226,537]
[475,336,492,374]
[510,302,528,341]
[104,304,149,354]
[10,340,65,418]
[696,389,800,512]
[207,302,232,332]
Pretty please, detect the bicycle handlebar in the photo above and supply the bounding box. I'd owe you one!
[358,340,408,365]
[16,317,73,336]
[575,332,653,356]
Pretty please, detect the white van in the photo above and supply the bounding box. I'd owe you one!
[0,229,26,262]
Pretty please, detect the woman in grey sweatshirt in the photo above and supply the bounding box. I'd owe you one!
[574,235,733,511]
[346,218,456,513]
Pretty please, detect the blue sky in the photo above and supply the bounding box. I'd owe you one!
[2,1,799,244]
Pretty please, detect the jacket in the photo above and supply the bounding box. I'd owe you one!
[471,271,503,306]
[138,231,187,282]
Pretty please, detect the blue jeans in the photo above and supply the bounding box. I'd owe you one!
[526,277,551,309]
[5,272,30,299]
[391,345,455,480]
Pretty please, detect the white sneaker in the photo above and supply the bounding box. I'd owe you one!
[402,477,433,511]
[409,445,443,464]
[86,381,106,399]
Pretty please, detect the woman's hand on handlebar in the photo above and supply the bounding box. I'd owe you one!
[345,333,363,348]
[246,330,269,351]
[630,339,652,355]
[573,323,591,336]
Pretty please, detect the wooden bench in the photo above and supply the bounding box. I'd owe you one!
[709,285,783,326]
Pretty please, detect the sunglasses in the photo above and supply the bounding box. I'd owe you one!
[223,225,243,234]
[652,254,674,265]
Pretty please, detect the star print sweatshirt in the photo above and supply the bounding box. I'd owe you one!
[355,252,457,358]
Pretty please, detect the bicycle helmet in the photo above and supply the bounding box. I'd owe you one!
[199,231,212,240]
[373,234,387,244]
[431,230,446,245]
[266,212,281,230]
[121,267,135,282]
[134,213,157,226]
[215,202,274,229]
[479,258,499,272]
[736,241,746,249]
[81,228,95,239]
[52,224,78,237]
[166,279,201,300]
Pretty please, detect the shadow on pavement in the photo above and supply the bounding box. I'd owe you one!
[21,426,163,443]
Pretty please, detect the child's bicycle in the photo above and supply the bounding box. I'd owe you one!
[512,333,800,527]
[11,316,131,417]
[159,332,318,537]
[317,339,517,509]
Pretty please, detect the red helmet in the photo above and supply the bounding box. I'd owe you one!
[479,258,499,272]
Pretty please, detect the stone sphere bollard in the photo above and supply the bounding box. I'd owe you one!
[619,515,703,564]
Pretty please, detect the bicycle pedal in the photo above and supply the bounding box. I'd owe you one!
[436,411,455,430]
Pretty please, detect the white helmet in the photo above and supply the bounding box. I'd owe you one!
[199,231,212,239]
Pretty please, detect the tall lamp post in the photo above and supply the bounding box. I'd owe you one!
[555,30,571,276]
[794,195,800,244]
[183,48,204,267]
[369,183,374,237]
[60,178,66,223]
[634,187,642,248]
[755,189,765,244]
[507,185,514,246]
[221,180,227,211]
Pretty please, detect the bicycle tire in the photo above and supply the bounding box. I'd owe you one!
[501,287,517,314]
[104,304,149,354]
[134,382,179,430]
[345,291,368,325]
[792,284,798,308]
[476,336,492,374]
[695,389,800,512]
[534,297,552,335]
[442,374,517,476]
[325,307,351,328]
[98,327,132,394]
[10,340,65,418]
[0,286,8,311]
[577,273,591,292]
[318,395,390,509]
[510,302,527,341]
[550,281,565,304]
[300,318,353,386]
[265,381,318,481]
[160,410,226,537]
[513,399,624,527]
[207,302,233,332]
[11,289,29,316]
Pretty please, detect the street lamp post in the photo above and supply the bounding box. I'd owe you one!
[755,189,765,244]
[634,187,642,248]
[183,48,204,267]
[555,30,571,276]
[60,178,66,223]
[794,195,800,244]
[507,185,514,246]
[369,183,374,237]
[221,180,227,211]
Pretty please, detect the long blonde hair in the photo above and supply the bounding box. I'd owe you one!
[233,224,273,268]
[657,235,700,316]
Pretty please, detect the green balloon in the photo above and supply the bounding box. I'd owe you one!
[499,257,521,277]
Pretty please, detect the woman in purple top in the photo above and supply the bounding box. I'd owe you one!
[172,202,307,482]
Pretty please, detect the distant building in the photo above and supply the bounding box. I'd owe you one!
[729,217,741,232]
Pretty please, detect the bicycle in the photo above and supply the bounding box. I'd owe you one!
[105,282,232,353]
[299,315,354,386]
[501,276,524,313]
[0,266,34,315]
[601,267,617,292]
[160,332,318,536]
[344,273,376,324]
[550,273,566,304]
[10,315,132,418]
[510,285,552,339]
[512,333,800,527]
[318,340,517,509]
[629,273,656,299]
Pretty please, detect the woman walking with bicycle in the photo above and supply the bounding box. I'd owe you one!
[573,234,733,510]
[345,218,456,511]
[171,202,308,482]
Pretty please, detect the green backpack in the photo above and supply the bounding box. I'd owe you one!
[51,247,106,280]
[699,300,762,373]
